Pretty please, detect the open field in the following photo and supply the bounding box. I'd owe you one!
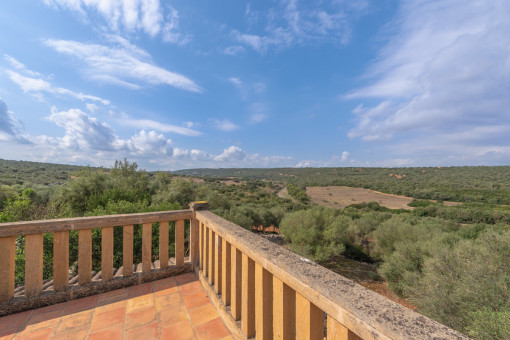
[306,186,463,210]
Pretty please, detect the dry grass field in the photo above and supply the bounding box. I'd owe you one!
[307,186,416,209]
[307,186,463,210]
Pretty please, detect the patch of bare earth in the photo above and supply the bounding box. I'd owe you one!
[307,186,415,210]
[307,186,461,210]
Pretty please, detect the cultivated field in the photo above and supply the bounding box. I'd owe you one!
[307,186,463,210]
[307,186,415,209]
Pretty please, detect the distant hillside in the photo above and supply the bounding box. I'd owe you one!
[174,166,510,204]
[0,159,93,187]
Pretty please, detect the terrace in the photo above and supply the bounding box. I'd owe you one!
[0,202,469,339]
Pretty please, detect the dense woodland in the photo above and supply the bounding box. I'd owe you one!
[1,159,509,339]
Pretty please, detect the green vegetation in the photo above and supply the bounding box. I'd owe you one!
[1,159,509,339]
[175,166,510,204]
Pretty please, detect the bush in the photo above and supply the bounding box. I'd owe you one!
[280,206,350,261]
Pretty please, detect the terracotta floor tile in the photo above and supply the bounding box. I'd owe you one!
[0,310,32,335]
[155,293,181,311]
[188,304,218,326]
[124,322,159,340]
[179,281,203,296]
[126,294,154,313]
[125,306,156,330]
[13,327,53,340]
[5,276,231,340]
[54,310,93,334]
[183,292,210,310]
[31,302,67,317]
[90,307,125,332]
[64,296,98,314]
[126,283,152,298]
[23,309,62,333]
[158,304,188,327]
[176,273,197,284]
[220,336,234,340]
[154,280,178,297]
[195,318,230,340]
[94,300,127,313]
[50,328,88,340]
[160,320,195,340]
[97,289,127,303]
[153,277,176,287]
[87,325,123,340]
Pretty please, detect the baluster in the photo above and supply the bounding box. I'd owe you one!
[221,239,231,306]
[204,225,209,276]
[255,264,273,340]
[242,254,255,337]
[142,223,152,273]
[190,215,199,269]
[123,225,133,277]
[175,220,184,266]
[273,277,296,339]
[53,231,69,292]
[101,227,114,281]
[199,222,204,269]
[296,293,323,340]
[327,315,362,340]
[78,229,92,285]
[0,236,15,302]
[159,221,169,269]
[214,234,222,294]
[231,245,242,320]
[208,228,215,285]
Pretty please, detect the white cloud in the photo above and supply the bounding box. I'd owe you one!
[0,105,294,169]
[345,0,510,162]
[182,121,200,129]
[47,108,117,151]
[250,113,267,124]
[3,54,41,77]
[214,146,246,162]
[7,70,110,105]
[232,0,367,54]
[211,119,240,132]
[119,118,201,136]
[42,0,188,44]
[249,102,268,123]
[0,99,30,143]
[228,77,242,87]
[45,39,201,92]
[341,151,349,161]
[223,46,245,55]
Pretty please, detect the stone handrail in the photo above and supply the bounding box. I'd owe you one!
[194,208,469,340]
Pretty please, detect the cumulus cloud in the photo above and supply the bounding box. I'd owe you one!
[232,0,368,54]
[7,70,110,105]
[45,38,201,92]
[345,0,510,163]
[0,105,294,169]
[42,0,188,44]
[0,99,30,143]
[47,108,118,151]
[211,119,240,132]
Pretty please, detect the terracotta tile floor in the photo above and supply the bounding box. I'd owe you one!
[0,272,232,340]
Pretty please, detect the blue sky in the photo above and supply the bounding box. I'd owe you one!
[0,0,509,170]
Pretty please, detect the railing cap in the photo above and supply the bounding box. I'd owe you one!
[190,201,209,211]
